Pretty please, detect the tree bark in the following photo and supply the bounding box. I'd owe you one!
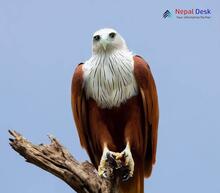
[9,130,120,193]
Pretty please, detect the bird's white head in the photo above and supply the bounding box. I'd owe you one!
[92,28,128,54]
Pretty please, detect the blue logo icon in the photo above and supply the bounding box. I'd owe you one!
[163,10,172,18]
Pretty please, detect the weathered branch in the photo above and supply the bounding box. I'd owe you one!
[9,130,119,193]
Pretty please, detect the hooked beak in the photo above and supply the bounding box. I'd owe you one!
[100,39,108,50]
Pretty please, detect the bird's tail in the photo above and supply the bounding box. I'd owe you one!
[119,159,144,193]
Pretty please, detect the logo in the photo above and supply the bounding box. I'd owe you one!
[162,8,211,19]
[163,10,172,18]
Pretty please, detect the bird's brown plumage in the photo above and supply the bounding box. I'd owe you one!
[71,55,159,193]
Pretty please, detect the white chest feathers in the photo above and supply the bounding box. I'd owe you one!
[82,51,138,108]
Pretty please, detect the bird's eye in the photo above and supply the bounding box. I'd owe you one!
[109,32,116,38]
[93,35,100,41]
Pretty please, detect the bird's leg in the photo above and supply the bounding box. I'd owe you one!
[98,145,116,178]
[114,142,135,181]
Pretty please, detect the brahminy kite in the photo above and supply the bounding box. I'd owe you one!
[71,28,159,193]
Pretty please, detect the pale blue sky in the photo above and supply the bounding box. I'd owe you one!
[1,1,220,193]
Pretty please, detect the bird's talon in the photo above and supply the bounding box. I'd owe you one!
[98,165,109,179]
[102,171,108,178]
[122,173,130,181]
